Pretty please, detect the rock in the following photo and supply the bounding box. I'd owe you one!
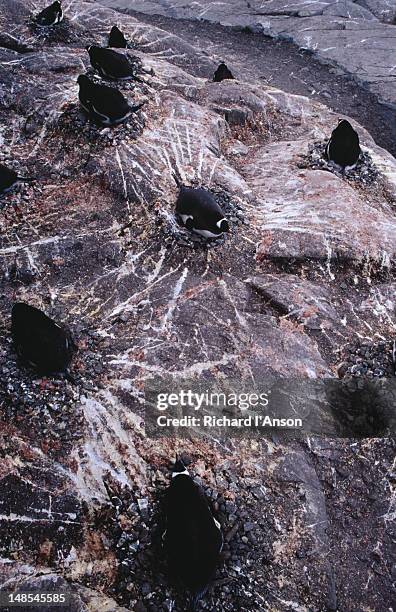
[246,140,396,263]
[249,274,339,330]
[103,0,396,152]
[137,498,149,518]
[0,2,395,611]
[0,568,130,611]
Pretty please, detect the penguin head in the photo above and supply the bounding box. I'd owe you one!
[217,218,229,233]
[172,456,189,478]
[109,25,127,47]
[86,45,100,58]
[336,119,354,133]
[53,1,62,8]
[77,74,90,88]
[12,302,31,322]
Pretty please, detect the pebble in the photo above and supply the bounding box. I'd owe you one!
[303,141,380,186]
[340,340,394,380]
[138,498,149,517]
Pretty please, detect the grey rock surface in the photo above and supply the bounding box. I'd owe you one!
[99,0,396,110]
[0,1,395,611]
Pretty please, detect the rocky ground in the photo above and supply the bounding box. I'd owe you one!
[99,0,396,158]
[0,1,396,611]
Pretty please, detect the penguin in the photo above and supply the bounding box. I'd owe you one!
[86,46,142,82]
[77,75,144,126]
[163,457,223,610]
[0,163,32,196]
[35,1,63,26]
[108,25,128,49]
[176,184,229,239]
[11,303,76,377]
[325,119,361,169]
[213,62,234,83]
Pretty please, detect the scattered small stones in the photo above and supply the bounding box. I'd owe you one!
[332,339,396,436]
[0,322,103,458]
[339,340,395,379]
[55,101,146,149]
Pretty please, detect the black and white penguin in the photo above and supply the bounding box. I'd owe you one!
[77,75,144,126]
[35,1,63,26]
[213,62,234,83]
[163,458,223,610]
[86,46,142,81]
[11,303,76,377]
[108,25,128,49]
[325,119,361,169]
[0,163,32,196]
[176,185,229,239]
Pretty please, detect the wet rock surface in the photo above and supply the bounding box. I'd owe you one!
[0,1,396,611]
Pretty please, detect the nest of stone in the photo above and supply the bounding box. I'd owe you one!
[338,340,395,379]
[55,100,146,148]
[85,58,151,92]
[301,141,380,185]
[156,186,246,249]
[0,156,35,212]
[0,185,37,215]
[0,322,103,456]
[28,17,84,45]
[98,458,270,611]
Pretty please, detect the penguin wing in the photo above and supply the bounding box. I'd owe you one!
[36,4,57,25]
[78,89,95,115]
[164,482,222,590]
[165,513,222,593]
[175,189,195,215]
[189,210,224,232]
[36,7,50,23]
[34,323,72,371]
[345,134,361,164]
[176,189,224,232]
[0,165,18,191]
[12,306,74,373]
[326,134,343,164]
[99,49,132,78]
[325,137,332,160]
[94,86,130,120]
